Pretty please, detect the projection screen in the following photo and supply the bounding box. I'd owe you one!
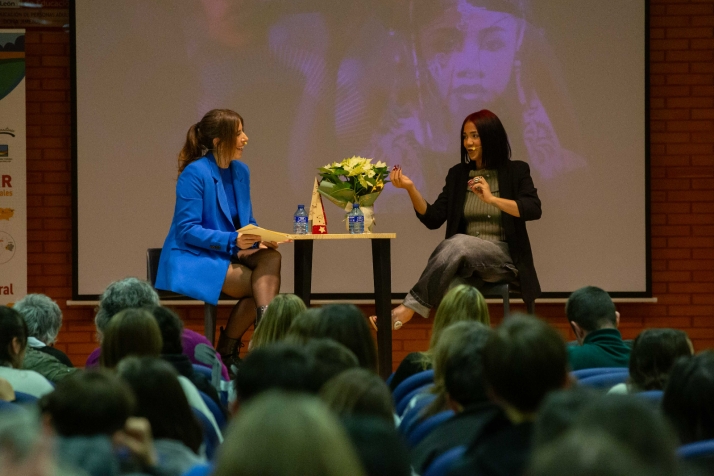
[73,0,648,299]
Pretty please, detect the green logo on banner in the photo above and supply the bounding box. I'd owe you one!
[0,33,25,101]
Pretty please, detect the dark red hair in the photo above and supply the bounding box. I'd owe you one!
[461,110,511,169]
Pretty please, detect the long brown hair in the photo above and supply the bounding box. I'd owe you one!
[178,109,244,173]
[100,308,163,369]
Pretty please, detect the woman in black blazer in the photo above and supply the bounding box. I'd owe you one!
[371,110,541,331]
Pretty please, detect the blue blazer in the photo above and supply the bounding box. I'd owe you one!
[155,153,257,305]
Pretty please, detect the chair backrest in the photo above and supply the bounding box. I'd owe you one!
[393,369,434,403]
[13,391,39,405]
[407,410,455,447]
[193,364,213,381]
[398,393,438,435]
[423,445,467,476]
[182,464,214,476]
[194,344,223,391]
[147,248,162,285]
[578,371,629,389]
[678,439,714,460]
[0,400,21,413]
[192,407,220,460]
[198,391,227,431]
[635,390,664,405]
[385,372,395,388]
[572,367,629,380]
[396,384,432,416]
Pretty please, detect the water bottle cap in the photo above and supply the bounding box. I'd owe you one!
[298,204,305,208]
[353,203,359,208]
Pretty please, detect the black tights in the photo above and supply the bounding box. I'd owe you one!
[221,247,281,339]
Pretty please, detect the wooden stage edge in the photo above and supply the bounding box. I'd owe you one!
[67,297,658,307]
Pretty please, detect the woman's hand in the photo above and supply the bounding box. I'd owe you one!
[259,241,279,250]
[0,377,14,402]
[390,165,415,190]
[468,176,495,204]
[113,417,158,469]
[238,233,262,249]
[390,165,428,215]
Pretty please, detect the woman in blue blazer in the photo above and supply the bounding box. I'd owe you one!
[156,109,281,367]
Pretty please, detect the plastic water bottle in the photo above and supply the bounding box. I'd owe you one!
[293,205,309,234]
[348,203,364,234]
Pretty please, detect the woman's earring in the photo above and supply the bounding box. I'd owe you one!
[464,152,471,164]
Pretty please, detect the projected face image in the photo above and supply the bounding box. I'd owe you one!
[420,2,521,128]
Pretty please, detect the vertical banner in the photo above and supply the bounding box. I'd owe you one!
[0,29,26,305]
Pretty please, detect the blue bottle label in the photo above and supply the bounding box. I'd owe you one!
[294,216,308,223]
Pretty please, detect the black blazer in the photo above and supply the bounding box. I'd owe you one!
[415,160,542,302]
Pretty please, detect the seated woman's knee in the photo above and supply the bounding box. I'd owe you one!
[260,248,282,266]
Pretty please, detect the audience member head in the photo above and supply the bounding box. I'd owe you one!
[304,338,359,389]
[0,306,28,368]
[13,294,62,345]
[573,394,679,474]
[39,370,135,437]
[214,392,366,476]
[415,284,489,372]
[423,320,490,418]
[663,350,714,444]
[442,321,493,410]
[234,343,316,408]
[565,286,619,343]
[533,388,599,448]
[312,304,378,372]
[628,328,693,391]
[100,308,163,369]
[483,314,568,417]
[0,408,55,474]
[251,294,307,350]
[528,429,656,476]
[285,308,322,345]
[320,368,394,424]
[341,417,411,476]
[117,357,203,454]
[94,277,160,335]
[431,284,490,351]
[148,306,184,355]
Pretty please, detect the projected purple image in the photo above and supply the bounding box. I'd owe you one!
[197,0,585,207]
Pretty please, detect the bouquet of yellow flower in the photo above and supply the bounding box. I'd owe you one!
[317,156,389,232]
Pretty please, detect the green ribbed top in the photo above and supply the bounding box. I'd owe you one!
[464,168,506,242]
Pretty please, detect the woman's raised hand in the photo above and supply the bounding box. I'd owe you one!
[468,176,495,205]
[390,165,414,190]
[238,233,262,249]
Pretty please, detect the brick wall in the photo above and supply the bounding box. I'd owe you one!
[21,0,714,369]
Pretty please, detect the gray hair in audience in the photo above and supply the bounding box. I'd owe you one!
[94,277,159,332]
[528,429,656,476]
[0,408,41,463]
[13,294,63,344]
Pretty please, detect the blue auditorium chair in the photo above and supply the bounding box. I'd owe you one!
[578,371,629,389]
[393,370,434,403]
[678,439,714,460]
[572,367,629,380]
[423,445,467,476]
[407,410,455,447]
[192,408,220,460]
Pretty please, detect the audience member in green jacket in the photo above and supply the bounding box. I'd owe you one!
[23,347,78,383]
[565,286,631,371]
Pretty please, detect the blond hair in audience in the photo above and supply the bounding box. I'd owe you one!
[419,284,489,369]
[320,368,394,424]
[251,294,307,350]
[214,392,366,476]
